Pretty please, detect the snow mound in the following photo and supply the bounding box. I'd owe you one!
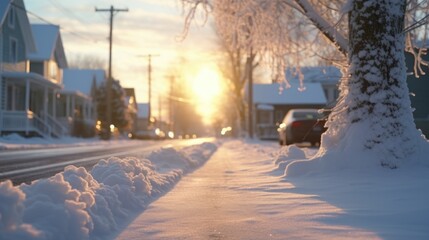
[0,142,218,240]
[181,142,219,166]
[274,145,306,165]
[283,126,429,177]
[147,147,193,173]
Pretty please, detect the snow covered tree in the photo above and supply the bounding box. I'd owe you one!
[217,40,258,137]
[180,0,429,168]
[95,79,129,138]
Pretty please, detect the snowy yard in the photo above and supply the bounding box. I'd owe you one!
[1,138,428,239]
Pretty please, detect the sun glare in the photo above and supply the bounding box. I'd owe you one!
[189,65,223,124]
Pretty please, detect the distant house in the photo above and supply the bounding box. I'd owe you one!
[61,69,105,137]
[253,82,327,139]
[0,1,66,137]
[136,103,149,131]
[285,66,341,105]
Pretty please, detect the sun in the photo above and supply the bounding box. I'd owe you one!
[192,67,222,102]
[189,65,224,124]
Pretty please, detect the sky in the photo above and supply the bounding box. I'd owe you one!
[24,0,222,120]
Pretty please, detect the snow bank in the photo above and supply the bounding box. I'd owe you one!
[267,141,429,239]
[275,133,429,178]
[0,142,218,240]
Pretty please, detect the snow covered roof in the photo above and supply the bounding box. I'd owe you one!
[28,24,68,68]
[0,1,10,25]
[62,69,106,96]
[286,66,341,83]
[0,0,36,54]
[137,103,149,118]
[253,83,327,105]
[257,104,274,110]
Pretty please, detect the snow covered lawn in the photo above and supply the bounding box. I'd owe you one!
[275,146,429,239]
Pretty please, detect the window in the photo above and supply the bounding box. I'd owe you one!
[10,38,18,63]
[6,84,25,111]
[8,7,15,28]
[258,110,272,124]
[49,61,58,80]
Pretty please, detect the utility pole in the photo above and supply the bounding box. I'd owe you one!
[139,54,159,126]
[169,76,175,132]
[247,49,254,139]
[158,94,162,128]
[95,5,128,139]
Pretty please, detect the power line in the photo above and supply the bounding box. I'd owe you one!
[48,0,89,25]
[11,2,97,43]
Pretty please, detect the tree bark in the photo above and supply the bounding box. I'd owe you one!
[323,0,425,167]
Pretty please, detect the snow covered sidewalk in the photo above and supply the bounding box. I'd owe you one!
[116,140,429,240]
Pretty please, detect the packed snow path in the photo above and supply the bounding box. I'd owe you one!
[116,140,404,240]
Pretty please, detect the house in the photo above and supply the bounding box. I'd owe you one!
[136,102,149,131]
[61,69,105,137]
[253,82,327,139]
[405,51,429,137]
[285,66,341,105]
[0,1,66,138]
[28,24,68,136]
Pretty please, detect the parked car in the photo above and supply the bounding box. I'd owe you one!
[277,109,327,146]
[130,128,165,140]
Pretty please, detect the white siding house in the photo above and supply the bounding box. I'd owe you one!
[0,1,67,138]
[61,69,106,137]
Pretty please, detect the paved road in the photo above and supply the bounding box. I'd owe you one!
[0,138,212,184]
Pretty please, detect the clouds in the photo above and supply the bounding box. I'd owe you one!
[25,0,218,106]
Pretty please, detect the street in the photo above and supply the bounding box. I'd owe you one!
[0,138,213,184]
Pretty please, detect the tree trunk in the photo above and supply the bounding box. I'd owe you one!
[322,0,427,167]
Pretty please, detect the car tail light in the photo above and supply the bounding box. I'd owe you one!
[291,121,302,128]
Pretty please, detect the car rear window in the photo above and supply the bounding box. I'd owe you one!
[293,112,319,119]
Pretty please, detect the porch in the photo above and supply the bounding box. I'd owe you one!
[57,91,96,138]
[0,71,67,138]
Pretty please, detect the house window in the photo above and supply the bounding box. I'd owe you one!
[8,7,15,28]
[258,110,272,124]
[49,61,58,80]
[10,38,18,63]
[6,84,25,111]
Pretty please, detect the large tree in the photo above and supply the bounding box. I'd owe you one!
[95,79,130,138]
[217,39,258,137]
[180,0,429,168]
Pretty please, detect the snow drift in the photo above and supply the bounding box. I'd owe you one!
[0,142,218,240]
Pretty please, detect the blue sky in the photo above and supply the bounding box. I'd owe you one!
[24,0,219,107]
